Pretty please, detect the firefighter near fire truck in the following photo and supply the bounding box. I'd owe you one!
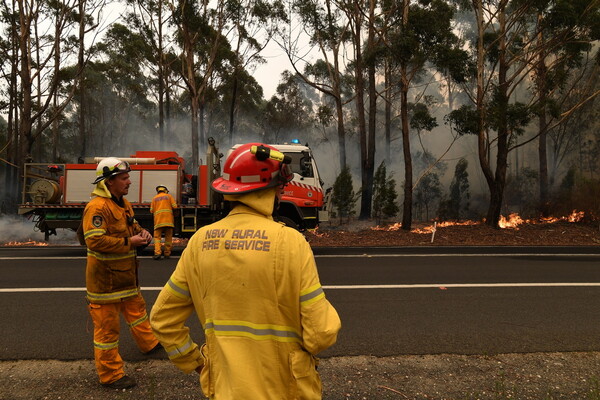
[150,185,177,260]
[82,157,161,389]
[150,143,341,399]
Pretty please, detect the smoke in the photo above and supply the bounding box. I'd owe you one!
[0,215,79,245]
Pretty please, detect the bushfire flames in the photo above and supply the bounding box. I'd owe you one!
[3,240,49,247]
[372,210,586,233]
[0,211,587,246]
[498,210,585,229]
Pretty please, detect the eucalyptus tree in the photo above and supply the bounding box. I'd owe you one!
[285,0,351,170]
[205,66,265,143]
[0,0,20,205]
[125,0,174,147]
[527,0,600,216]
[225,0,287,147]
[48,0,80,161]
[12,0,85,166]
[453,0,598,227]
[76,0,105,159]
[335,0,373,220]
[261,70,314,143]
[548,63,600,182]
[414,169,442,221]
[170,0,231,169]
[88,23,155,152]
[438,157,470,221]
[384,0,470,230]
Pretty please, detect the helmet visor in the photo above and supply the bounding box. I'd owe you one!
[110,160,130,173]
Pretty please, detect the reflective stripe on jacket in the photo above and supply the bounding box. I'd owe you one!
[83,196,142,304]
[150,198,341,400]
[150,193,177,229]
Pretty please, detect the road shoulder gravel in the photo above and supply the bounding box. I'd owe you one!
[2,352,600,399]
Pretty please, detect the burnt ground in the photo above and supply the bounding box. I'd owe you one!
[305,219,600,248]
[2,220,600,399]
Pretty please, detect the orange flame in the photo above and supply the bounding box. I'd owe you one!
[411,227,434,234]
[307,226,328,237]
[498,213,525,229]
[2,240,49,247]
[373,223,402,231]
[568,210,585,222]
[436,220,479,228]
[372,210,586,234]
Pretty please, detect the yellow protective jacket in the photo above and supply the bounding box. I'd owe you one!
[150,192,177,229]
[150,188,341,400]
[83,184,144,304]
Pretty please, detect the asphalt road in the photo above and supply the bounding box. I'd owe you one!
[1,246,599,361]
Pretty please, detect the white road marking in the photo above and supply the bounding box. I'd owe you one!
[0,253,598,260]
[3,282,600,293]
[314,253,599,258]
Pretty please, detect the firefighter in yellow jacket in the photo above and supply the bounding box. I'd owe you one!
[150,185,177,260]
[83,157,160,389]
[150,143,341,399]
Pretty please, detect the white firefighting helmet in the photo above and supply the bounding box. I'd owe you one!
[93,157,131,184]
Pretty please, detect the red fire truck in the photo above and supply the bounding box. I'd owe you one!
[18,139,330,240]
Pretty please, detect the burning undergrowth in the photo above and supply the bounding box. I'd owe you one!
[2,211,598,248]
[307,211,599,247]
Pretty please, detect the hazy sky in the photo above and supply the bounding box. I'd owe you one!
[253,41,290,99]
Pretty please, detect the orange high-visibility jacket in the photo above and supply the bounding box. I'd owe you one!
[150,190,341,400]
[83,196,143,304]
[150,193,177,229]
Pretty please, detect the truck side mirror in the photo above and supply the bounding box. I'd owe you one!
[300,152,312,177]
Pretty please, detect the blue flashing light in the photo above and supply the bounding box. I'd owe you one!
[290,139,301,144]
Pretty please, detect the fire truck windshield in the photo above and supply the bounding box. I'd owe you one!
[285,152,314,178]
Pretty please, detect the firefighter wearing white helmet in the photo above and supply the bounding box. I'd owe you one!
[83,157,160,389]
[151,143,341,399]
[150,185,177,260]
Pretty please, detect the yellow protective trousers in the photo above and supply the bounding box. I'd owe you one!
[154,227,173,257]
[88,294,158,384]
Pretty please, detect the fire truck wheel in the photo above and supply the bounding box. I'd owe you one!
[278,216,299,231]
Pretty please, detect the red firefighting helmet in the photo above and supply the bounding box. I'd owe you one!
[156,185,169,193]
[93,157,131,184]
[211,143,293,194]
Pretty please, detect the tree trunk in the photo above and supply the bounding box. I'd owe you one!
[158,0,165,148]
[34,12,42,161]
[353,1,368,219]
[360,0,376,220]
[473,0,494,226]
[400,71,412,230]
[228,67,238,147]
[166,77,171,147]
[536,13,549,217]
[400,0,412,230]
[191,95,200,170]
[52,4,61,161]
[485,5,509,228]
[78,0,86,158]
[385,61,391,166]
[538,107,549,215]
[18,0,34,166]
[335,95,346,171]
[332,53,346,170]
[5,0,20,211]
